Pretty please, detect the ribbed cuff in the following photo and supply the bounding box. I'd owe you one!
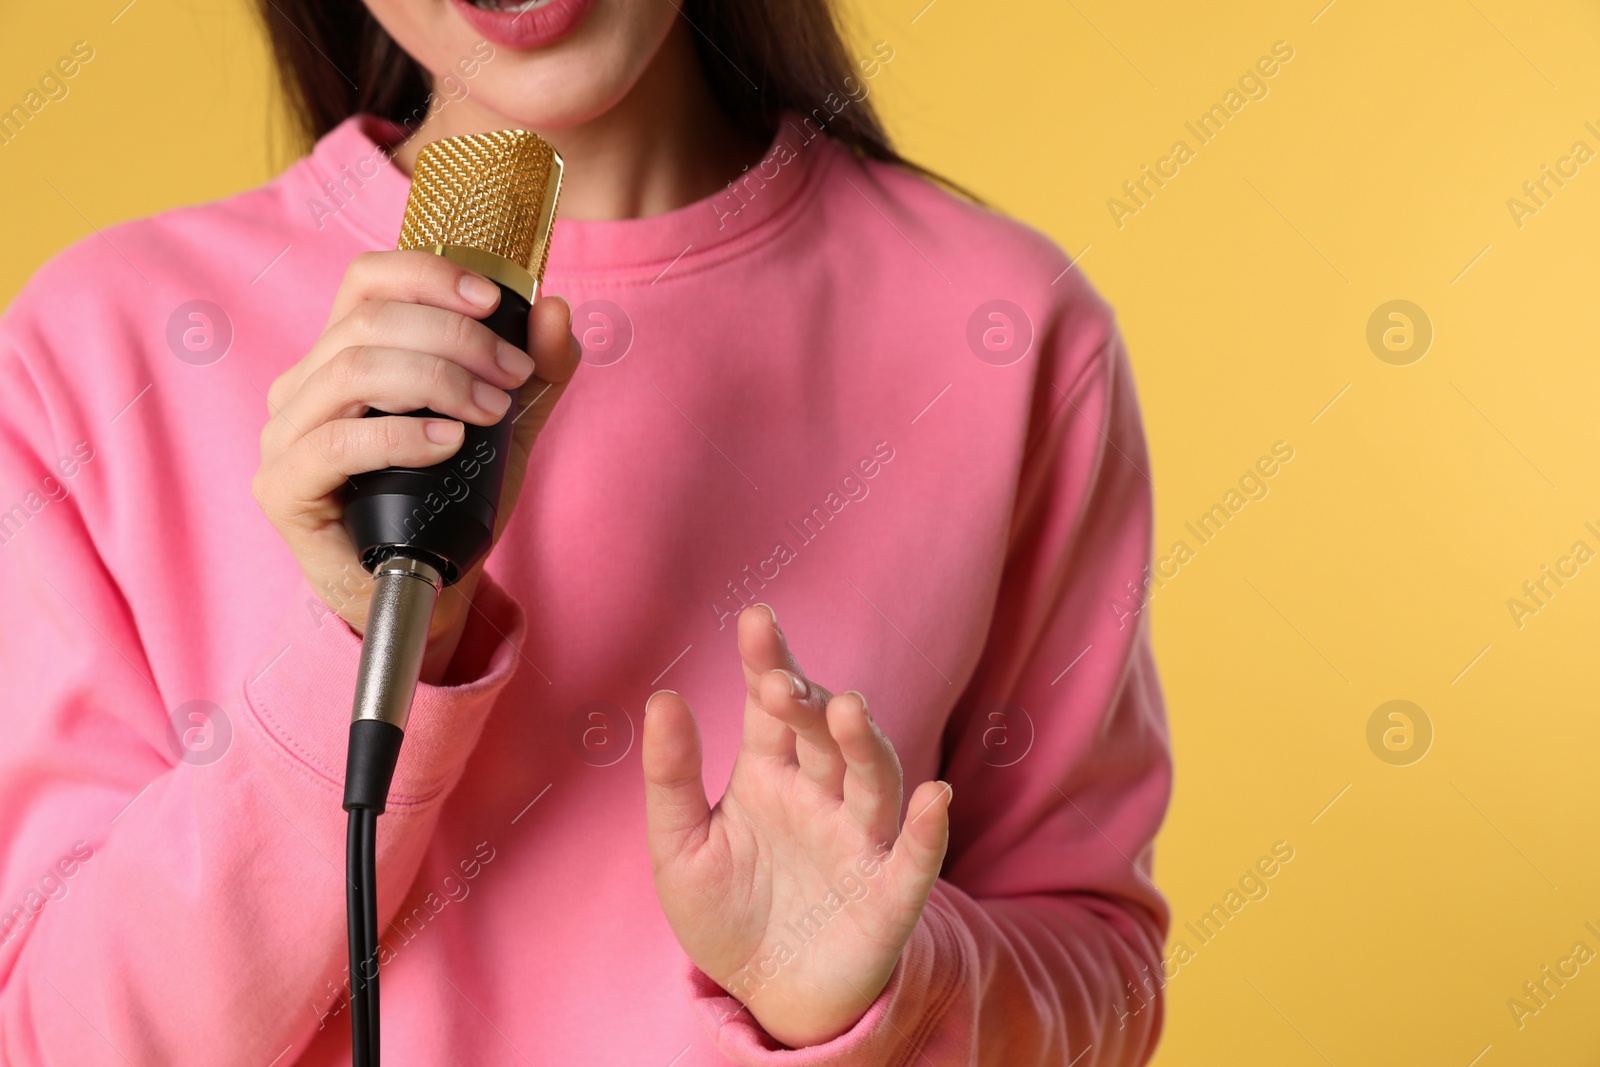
[685,893,966,1067]
[241,572,526,809]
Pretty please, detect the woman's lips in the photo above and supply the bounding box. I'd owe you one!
[447,0,597,50]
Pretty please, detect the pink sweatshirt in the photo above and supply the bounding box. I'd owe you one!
[0,114,1171,1066]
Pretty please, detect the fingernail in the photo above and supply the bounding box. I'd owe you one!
[473,380,512,417]
[458,272,500,309]
[755,602,782,638]
[425,419,463,444]
[938,781,954,802]
[552,293,572,327]
[497,340,536,381]
[845,689,868,714]
[645,689,679,714]
[782,669,806,699]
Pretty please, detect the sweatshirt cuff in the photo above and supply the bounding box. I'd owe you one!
[685,890,967,1066]
[242,572,526,809]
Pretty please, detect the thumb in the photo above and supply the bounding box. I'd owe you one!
[642,689,713,872]
[884,780,952,914]
[504,295,580,487]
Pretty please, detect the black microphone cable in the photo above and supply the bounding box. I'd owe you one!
[343,556,442,1067]
[347,806,378,1064]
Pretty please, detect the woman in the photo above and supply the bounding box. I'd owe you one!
[0,0,1171,1063]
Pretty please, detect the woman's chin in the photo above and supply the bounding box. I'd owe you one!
[457,66,637,132]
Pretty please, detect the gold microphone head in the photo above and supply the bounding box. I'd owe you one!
[397,129,564,302]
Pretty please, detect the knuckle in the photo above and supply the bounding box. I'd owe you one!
[345,299,383,334]
[376,416,407,457]
[444,310,478,355]
[264,377,286,414]
[347,250,383,283]
[402,249,445,287]
[424,353,456,396]
[326,346,369,391]
[251,468,289,524]
[320,420,359,468]
[474,322,502,364]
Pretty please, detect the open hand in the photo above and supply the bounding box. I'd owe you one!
[642,604,953,1048]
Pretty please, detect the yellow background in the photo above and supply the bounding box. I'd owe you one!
[3,1,1598,1063]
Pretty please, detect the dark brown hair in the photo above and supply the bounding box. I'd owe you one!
[254,0,959,191]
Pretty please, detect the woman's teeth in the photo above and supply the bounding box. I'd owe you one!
[469,0,553,11]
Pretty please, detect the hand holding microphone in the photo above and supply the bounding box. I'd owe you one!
[252,232,579,682]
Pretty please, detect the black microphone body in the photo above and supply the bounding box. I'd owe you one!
[339,288,529,589]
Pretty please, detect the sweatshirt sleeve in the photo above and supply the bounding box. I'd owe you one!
[0,346,527,1064]
[687,322,1173,1065]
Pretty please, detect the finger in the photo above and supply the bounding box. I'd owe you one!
[335,301,536,390]
[507,377,566,453]
[642,689,714,872]
[756,667,846,791]
[829,691,903,838]
[327,249,506,327]
[263,347,512,458]
[254,415,464,520]
[272,300,534,412]
[507,296,582,451]
[883,780,952,913]
[529,294,582,385]
[735,604,833,762]
[734,604,794,760]
[272,249,519,410]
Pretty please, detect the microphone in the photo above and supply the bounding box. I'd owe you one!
[336,129,564,1067]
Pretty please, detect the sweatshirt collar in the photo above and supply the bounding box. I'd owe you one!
[297,110,837,284]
